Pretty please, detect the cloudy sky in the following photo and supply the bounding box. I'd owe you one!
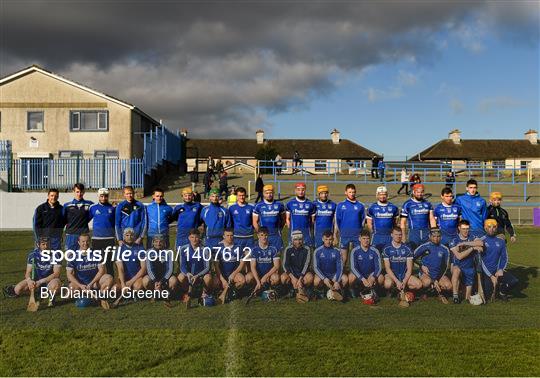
[1,0,538,158]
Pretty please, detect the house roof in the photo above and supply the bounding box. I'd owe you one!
[409,139,540,161]
[0,65,159,124]
[186,138,380,160]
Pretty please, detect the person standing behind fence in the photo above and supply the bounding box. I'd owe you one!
[89,188,116,275]
[255,174,264,203]
[377,158,386,182]
[203,169,213,198]
[397,168,409,195]
[219,171,229,201]
[371,155,379,179]
[445,170,456,189]
[33,188,65,251]
[63,183,94,252]
[115,186,147,246]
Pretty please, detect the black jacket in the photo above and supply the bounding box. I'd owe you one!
[487,205,515,237]
[33,201,65,239]
[255,177,264,192]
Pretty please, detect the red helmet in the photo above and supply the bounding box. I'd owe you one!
[361,290,376,305]
[405,291,415,302]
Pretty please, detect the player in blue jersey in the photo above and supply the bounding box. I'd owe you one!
[214,228,247,296]
[67,234,113,308]
[448,220,484,304]
[413,228,452,302]
[335,184,365,265]
[229,187,255,249]
[382,227,422,293]
[455,179,488,238]
[366,186,399,252]
[142,234,178,300]
[347,230,384,298]
[63,183,94,252]
[172,187,203,250]
[313,231,346,297]
[433,187,461,246]
[201,188,231,248]
[313,185,336,248]
[115,228,147,294]
[178,229,213,297]
[89,188,116,275]
[479,219,518,301]
[286,182,316,247]
[146,187,174,248]
[7,237,61,305]
[246,227,281,291]
[115,186,147,246]
[252,185,286,251]
[280,230,313,297]
[400,184,436,251]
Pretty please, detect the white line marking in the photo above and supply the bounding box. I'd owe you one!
[225,301,240,377]
[508,262,538,269]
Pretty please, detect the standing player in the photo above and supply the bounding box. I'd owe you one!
[335,184,365,265]
[286,182,316,247]
[116,228,147,294]
[229,187,255,250]
[455,179,487,238]
[63,183,94,251]
[201,188,231,248]
[433,187,461,246]
[33,188,65,251]
[89,188,116,275]
[382,227,422,294]
[143,234,179,297]
[400,184,436,250]
[246,227,281,292]
[486,192,517,243]
[281,230,313,297]
[214,228,247,299]
[178,229,213,297]
[366,186,399,252]
[115,186,147,246]
[146,187,174,248]
[448,220,484,304]
[348,230,384,298]
[413,228,452,302]
[313,185,336,248]
[313,231,346,297]
[252,185,286,251]
[172,187,203,251]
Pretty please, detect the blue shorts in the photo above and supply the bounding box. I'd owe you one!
[268,234,284,251]
[175,235,189,250]
[314,233,325,248]
[441,231,457,247]
[457,266,475,286]
[408,228,430,251]
[372,233,391,252]
[340,235,359,250]
[46,236,62,251]
[234,236,255,250]
[65,234,80,251]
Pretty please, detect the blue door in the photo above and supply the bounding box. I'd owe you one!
[21,158,49,189]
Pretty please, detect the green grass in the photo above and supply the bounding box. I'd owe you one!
[1,229,539,376]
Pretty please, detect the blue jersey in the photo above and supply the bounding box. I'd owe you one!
[216,241,242,278]
[179,244,211,277]
[253,200,285,236]
[286,198,316,239]
[455,193,487,231]
[250,243,280,277]
[117,244,145,281]
[382,243,413,281]
[335,199,365,238]
[201,204,231,238]
[313,246,343,281]
[67,251,102,285]
[63,198,94,234]
[350,245,382,279]
[172,202,202,238]
[413,242,450,280]
[448,235,476,269]
[367,202,399,235]
[89,203,115,238]
[26,249,60,281]
[229,203,255,237]
[401,199,433,229]
[115,200,148,240]
[433,203,461,236]
[147,201,174,237]
[480,235,508,276]
[314,199,336,235]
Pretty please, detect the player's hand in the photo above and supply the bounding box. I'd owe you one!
[367,276,376,287]
[361,278,370,287]
[495,270,504,278]
[135,238,142,245]
[297,278,304,289]
[333,281,341,290]
[510,236,517,243]
[221,279,229,289]
[421,265,430,275]
[396,281,404,291]
[254,281,261,291]
[490,275,498,287]
[155,282,162,290]
[26,279,36,290]
[125,280,133,288]
[261,275,269,285]
[323,278,331,288]
[186,273,193,283]
[118,240,124,246]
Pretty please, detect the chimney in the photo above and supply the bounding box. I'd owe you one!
[525,129,538,145]
[331,128,340,144]
[256,129,264,144]
[180,128,188,137]
[448,129,461,144]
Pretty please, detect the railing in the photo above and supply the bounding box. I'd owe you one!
[143,125,184,174]
[0,140,11,171]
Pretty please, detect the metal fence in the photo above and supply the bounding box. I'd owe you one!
[143,125,184,174]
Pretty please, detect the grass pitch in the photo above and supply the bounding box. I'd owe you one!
[1,229,539,376]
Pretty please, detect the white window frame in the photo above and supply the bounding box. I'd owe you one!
[27,111,44,132]
[70,110,109,132]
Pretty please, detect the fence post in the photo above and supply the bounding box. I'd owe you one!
[7,152,13,192]
[102,155,106,188]
[523,182,527,202]
[76,155,80,183]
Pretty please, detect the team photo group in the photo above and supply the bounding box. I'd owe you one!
[4,177,519,310]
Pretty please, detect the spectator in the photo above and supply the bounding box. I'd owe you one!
[371,155,380,179]
[410,173,422,187]
[227,186,237,206]
[219,171,229,200]
[445,170,456,189]
[215,159,223,174]
[397,168,409,195]
[293,150,302,170]
[377,158,386,182]
[193,190,202,203]
[203,169,213,198]
[275,154,283,175]
[255,174,264,203]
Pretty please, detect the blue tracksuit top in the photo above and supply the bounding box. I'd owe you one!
[115,200,147,240]
[455,193,487,231]
[63,198,94,234]
[313,245,343,281]
[89,202,115,238]
[413,241,450,280]
[147,200,174,237]
[172,202,203,238]
[350,245,382,279]
[480,235,508,276]
[335,199,365,238]
[201,203,231,238]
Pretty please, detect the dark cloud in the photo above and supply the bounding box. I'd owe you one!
[1,0,537,137]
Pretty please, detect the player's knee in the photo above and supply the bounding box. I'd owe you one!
[270,273,280,286]
[313,276,322,288]
[377,274,384,286]
[347,273,357,286]
[169,276,179,288]
[132,279,143,291]
[48,278,60,291]
[304,273,314,286]
[235,274,245,288]
[280,273,289,285]
[203,274,213,287]
[142,276,151,289]
[421,276,432,288]
[101,274,113,289]
[341,276,348,288]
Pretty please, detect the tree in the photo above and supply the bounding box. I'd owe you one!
[255,145,279,174]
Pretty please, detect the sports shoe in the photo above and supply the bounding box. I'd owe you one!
[453,295,461,304]
[3,285,17,298]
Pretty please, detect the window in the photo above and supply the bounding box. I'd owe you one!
[467,160,482,169]
[70,110,108,131]
[492,160,505,169]
[27,111,44,131]
[520,161,531,169]
[59,150,83,159]
[315,160,327,172]
[94,150,119,159]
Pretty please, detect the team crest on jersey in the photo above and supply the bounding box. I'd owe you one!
[274,205,278,210]
[476,201,482,207]
[438,252,443,257]
[95,210,101,215]
[354,206,358,210]
[234,210,239,214]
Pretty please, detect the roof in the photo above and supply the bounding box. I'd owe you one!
[0,65,159,124]
[409,139,540,161]
[186,138,380,159]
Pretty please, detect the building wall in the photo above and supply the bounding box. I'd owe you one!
[0,71,133,158]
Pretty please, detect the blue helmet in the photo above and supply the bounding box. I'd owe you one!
[75,298,93,308]
[201,295,216,307]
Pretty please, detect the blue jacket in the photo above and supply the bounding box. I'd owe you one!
[455,193,487,231]
[89,202,115,238]
[172,202,203,238]
[201,203,231,238]
[146,201,174,237]
[350,245,382,279]
[115,200,147,240]
[313,246,343,281]
[480,235,508,276]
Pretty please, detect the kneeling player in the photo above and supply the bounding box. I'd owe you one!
[116,228,147,295]
[281,230,313,298]
[5,237,61,306]
[382,227,422,294]
[413,228,452,303]
[67,234,113,308]
[246,227,281,293]
[143,234,179,300]
[178,229,213,298]
[214,228,247,301]
[348,230,384,298]
[313,231,346,299]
